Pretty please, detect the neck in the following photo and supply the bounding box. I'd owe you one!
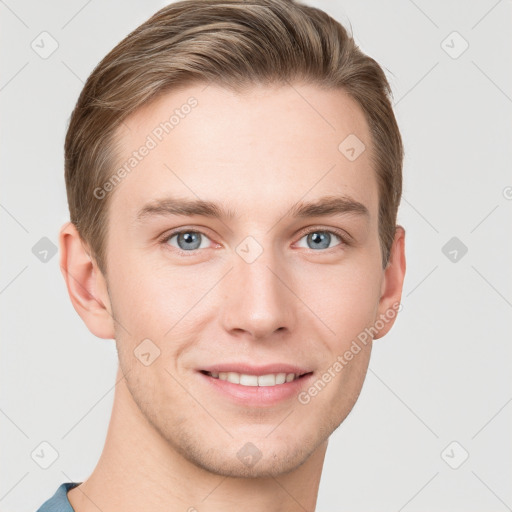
[67,367,327,512]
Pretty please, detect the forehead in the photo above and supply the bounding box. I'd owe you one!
[108,82,378,225]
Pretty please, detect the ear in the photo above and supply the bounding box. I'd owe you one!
[59,221,115,339]
[374,226,406,340]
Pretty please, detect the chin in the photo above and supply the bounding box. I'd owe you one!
[167,424,328,479]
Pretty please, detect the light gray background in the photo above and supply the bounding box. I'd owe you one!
[1,1,511,510]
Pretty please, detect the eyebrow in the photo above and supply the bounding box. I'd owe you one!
[135,195,369,223]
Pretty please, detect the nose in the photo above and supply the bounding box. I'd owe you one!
[219,244,297,341]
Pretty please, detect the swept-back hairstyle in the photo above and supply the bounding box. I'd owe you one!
[65,0,403,274]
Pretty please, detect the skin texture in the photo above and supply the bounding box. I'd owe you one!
[60,82,406,512]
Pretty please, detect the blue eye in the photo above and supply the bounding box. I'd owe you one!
[160,227,348,256]
[164,231,212,251]
[296,230,344,250]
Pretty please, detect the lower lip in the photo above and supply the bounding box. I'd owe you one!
[198,372,314,407]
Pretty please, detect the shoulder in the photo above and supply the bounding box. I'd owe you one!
[35,482,81,512]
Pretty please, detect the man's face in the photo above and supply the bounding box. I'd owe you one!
[102,83,395,477]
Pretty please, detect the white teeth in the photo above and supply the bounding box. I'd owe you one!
[258,374,276,386]
[226,372,240,384]
[275,373,286,385]
[239,374,258,386]
[211,372,299,386]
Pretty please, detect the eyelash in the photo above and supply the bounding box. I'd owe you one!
[158,226,350,256]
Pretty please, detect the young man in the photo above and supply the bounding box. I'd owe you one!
[37,0,406,510]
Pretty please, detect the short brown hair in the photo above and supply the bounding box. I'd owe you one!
[64,0,403,274]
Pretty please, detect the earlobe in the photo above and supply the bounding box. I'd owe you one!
[374,226,406,340]
[59,221,115,340]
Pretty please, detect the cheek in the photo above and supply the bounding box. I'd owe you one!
[108,232,383,350]
[108,254,220,369]
[299,265,378,417]
[293,254,383,344]
[336,270,381,336]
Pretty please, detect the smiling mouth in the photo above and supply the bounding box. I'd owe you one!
[200,370,312,387]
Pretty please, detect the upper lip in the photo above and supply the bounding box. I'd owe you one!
[199,363,312,376]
